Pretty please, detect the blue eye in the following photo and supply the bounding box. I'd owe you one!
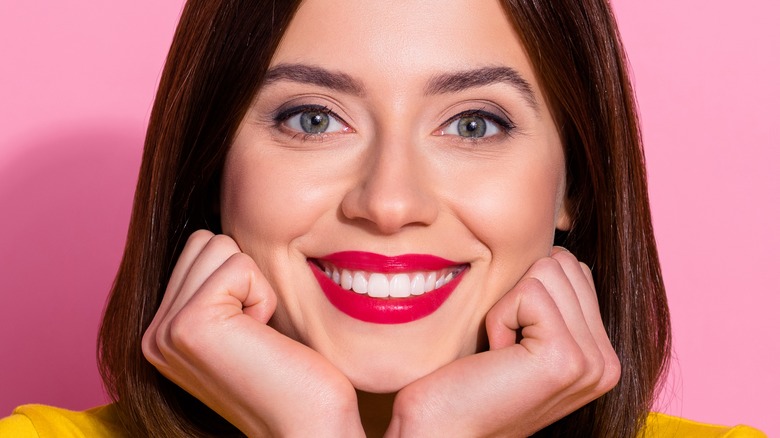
[438,111,511,139]
[279,106,350,135]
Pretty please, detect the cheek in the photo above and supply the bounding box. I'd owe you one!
[444,143,565,271]
[220,133,331,262]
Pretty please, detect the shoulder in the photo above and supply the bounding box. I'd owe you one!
[643,412,767,438]
[0,403,127,437]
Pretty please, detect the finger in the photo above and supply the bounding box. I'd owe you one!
[153,230,215,324]
[184,252,277,325]
[162,256,355,432]
[163,233,242,320]
[551,250,620,392]
[159,252,277,367]
[551,247,595,303]
[143,230,216,363]
[580,260,596,290]
[486,277,573,352]
[146,233,241,365]
[550,250,610,344]
[524,256,596,352]
[550,245,568,256]
[550,250,602,334]
[404,285,587,436]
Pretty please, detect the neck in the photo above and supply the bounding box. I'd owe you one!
[357,390,396,437]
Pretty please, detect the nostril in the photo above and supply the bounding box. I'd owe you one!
[339,149,437,233]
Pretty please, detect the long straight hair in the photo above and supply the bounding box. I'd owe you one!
[501,0,671,436]
[98,1,670,436]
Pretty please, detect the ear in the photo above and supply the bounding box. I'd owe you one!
[555,196,572,231]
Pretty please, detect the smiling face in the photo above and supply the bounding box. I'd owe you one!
[220,0,569,393]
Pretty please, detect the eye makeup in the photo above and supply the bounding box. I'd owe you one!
[434,108,516,140]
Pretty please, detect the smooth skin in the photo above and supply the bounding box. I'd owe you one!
[142,0,621,436]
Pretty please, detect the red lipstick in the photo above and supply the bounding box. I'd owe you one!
[309,252,467,324]
[319,251,458,272]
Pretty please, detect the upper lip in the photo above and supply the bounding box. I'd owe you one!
[313,251,467,273]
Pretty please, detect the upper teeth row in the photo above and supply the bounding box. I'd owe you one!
[321,264,463,298]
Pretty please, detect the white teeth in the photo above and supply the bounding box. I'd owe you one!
[352,271,368,294]
[425,272,437,292]
[389,274,411,298]
[368,273,390,298]
[410,273,425,296]
[340,269,353,290]
[321,263,464,298]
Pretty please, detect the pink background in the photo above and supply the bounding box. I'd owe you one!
[1,1,777,434]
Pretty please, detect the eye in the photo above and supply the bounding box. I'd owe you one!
[278,105,352,135]
[436,110,512,139]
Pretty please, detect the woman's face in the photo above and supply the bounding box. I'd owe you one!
[221,0,568,393]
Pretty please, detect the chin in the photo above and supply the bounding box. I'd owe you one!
[269,257,487,393]
[313,325,471,394]
[336,352,445,393]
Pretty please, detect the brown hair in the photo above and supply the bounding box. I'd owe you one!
[501,0,671,436]
[98,1,670,436]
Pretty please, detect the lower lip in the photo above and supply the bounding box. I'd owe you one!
[309,261,466,324]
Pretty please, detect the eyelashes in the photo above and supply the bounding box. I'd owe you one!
[272,103,517,142]
[273,104,353,138]
[434,109,516,140]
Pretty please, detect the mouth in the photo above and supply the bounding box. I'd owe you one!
[308,251,469,324]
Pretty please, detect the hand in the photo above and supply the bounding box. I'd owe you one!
[142,230,364,437]
[386,248,621,437]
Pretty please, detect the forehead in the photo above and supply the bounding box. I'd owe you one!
[271,0,539,91]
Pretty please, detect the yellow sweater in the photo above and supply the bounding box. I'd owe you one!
[0,404,767,437]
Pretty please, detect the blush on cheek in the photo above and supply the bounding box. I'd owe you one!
[221,143,310,243]
[465,175,559,239]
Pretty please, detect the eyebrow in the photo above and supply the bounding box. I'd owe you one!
[263,63,538,113]
[264,63,366,96]
[424,66,539,113]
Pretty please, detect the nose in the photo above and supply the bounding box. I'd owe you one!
[340,134,438,234]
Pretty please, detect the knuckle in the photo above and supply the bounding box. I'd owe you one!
[484,306,502,332]
[547,344,587,387]
[168,311,201,354]
[141,327,161,364]
[582,352,605,388]
[514,277,549,309]
[579,261,596,282]
[519,275,559,304]
[154,322,169,353]
[602,351,622,390]
[563,353,587,384]
[188,229,214,245]
[552,249,578,267]
[532,256,561,274]
[394,385,438,428]
[208,233,240,252]
[229,252,257,273]
[227,253,263,288]
[517,276,546,296]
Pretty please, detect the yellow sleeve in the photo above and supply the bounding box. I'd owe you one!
[644,412,767,438]
[0,404,126,438]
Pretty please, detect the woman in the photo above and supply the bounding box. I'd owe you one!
[0,0,765,436]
